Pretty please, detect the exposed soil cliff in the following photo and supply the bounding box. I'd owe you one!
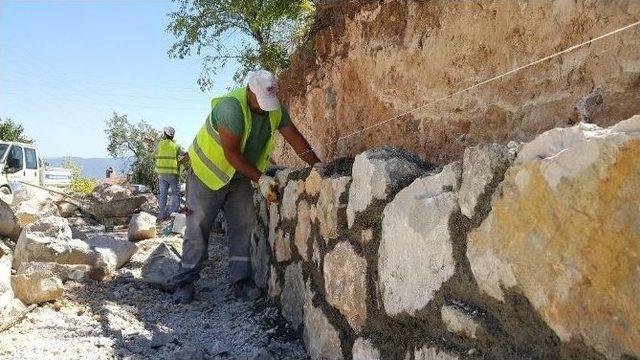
[275,0,640,165]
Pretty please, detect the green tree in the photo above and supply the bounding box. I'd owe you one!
[0,117,33,143]
[167,0,315,89]
[104,112,161,191]
[61,158,95,194]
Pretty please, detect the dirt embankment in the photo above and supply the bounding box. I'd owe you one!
[275,0,640,165]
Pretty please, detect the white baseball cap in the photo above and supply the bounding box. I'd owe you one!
[248,70,280,111]
[163,126,175,137]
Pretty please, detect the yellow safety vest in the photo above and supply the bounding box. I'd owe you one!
[155,139,179,175]
[189,87,282,191]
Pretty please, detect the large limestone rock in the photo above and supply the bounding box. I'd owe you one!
[128,212,157,241]
[379,162,461,316]
[13,196,60,227]
[11,270,63,304]
[303,287,344,360]
[281,263,305,329]
[282,180,303,220]
[352,338,380,360]
[323,242,367,332]
[458,144,514,219]
[13,216,78,268]
[13,217,135,275]
[316,176,351,242]
[467,117,640,359]
[0,200,20,240]
[347,147,430,228]
[17,262,90,282]
[294,201,312,261]
[92,184,132,202]
[141,243,181,290]
[85,235,137,269]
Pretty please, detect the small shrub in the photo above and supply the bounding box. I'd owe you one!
[70,177,95,194]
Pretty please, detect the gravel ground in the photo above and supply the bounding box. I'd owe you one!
[0,230,308,360]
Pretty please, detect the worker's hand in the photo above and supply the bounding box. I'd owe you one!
[258,175,279,203]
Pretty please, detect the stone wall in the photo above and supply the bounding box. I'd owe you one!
[274,0,640,167]
[251,115,640,359]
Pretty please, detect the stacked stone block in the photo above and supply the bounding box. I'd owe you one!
[251,116,640,360]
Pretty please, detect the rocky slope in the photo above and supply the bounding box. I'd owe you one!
[275,0,640,166]
[255,115,640,359]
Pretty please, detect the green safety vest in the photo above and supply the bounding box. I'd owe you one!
[155,139,179,175]
[189,87,282,191]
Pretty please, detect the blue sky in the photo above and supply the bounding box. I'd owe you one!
[1,1,242,158]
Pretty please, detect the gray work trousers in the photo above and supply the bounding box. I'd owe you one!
[172,171,256,286]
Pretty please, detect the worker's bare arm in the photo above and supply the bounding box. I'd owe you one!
[279,123,321,166]
[219,128,262,182]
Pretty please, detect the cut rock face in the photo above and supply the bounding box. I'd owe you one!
[458,144,514,219]
[281,263,305,329]
[128,212,157,241]
[324,242,367,332]
[303,286,344,360]
[467,117,640,359]
[347,146,431,228]
[379,163,461,316]
[316,176,351,242]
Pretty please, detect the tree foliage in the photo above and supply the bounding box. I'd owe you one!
[104,113,160,191]
[0,117,33,144]
[61,158,95,194]
[167,0,315,89]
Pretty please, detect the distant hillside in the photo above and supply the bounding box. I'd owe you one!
[44,157,133,180]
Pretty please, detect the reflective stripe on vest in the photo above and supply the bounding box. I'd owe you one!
[188,87,282,191]
[155,139,179,175]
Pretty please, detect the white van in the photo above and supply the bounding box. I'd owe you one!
[0,141,72,195]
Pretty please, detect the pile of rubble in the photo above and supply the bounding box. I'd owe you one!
[253,115,640,359]
[0,185,146,319]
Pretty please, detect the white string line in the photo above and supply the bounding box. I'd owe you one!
[298,19,640,157]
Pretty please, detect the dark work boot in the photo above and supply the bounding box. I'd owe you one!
[172,282,195,304]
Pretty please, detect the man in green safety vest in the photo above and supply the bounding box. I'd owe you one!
[154,126,186,220]
[170,70,321,303]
